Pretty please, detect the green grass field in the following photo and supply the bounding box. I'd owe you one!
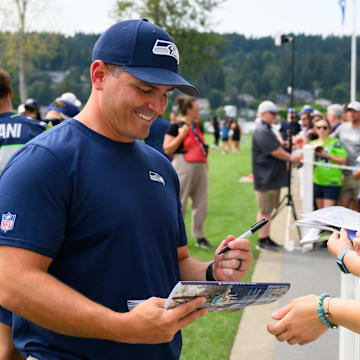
[180,134,260,360]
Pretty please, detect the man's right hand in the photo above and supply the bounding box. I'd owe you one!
[291,153,302,164]
[122,296,208,344]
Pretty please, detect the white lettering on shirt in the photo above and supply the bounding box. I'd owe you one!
[0,124,22,139]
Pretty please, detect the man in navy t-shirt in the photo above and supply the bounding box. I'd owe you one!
[0,20,253,360]
[0,67,46,360]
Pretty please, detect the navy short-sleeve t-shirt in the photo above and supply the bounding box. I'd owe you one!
[0,119,187,360]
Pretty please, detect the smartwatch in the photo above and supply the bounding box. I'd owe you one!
[336,249,352,274]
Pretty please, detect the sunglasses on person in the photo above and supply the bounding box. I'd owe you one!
[316,125,329,130]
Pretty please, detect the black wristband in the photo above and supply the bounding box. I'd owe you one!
[206,261,216,281]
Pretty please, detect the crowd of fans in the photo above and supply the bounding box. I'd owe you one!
[252,100,360,250]
[250,99,360,349]
[277,102,360,213]
[17,93,81,126]
[12,90,360,251]
[217,116,242,154]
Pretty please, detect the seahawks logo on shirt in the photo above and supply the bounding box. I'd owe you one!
[149,171,165,185]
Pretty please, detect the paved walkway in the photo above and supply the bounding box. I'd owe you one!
[230,170,341,360]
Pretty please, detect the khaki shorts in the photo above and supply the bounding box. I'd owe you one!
[338,174,360,201]
[255,189,281,215]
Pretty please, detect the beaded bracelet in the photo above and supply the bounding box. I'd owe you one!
[317,293,338,329]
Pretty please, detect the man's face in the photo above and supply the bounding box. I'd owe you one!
[326,111,335,125]
[287,112,295,122]
[346,109,360,124]
[98,66,173,142]
[262,111,277,124]
[300,113,310,126]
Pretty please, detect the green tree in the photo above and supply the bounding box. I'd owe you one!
[27,70,54,105]
[112,0,225,78]
[0,0,58,102]
[241,80,256,96]
[331,82,350,103]
[215,106,225,118]
[208,89,224,109]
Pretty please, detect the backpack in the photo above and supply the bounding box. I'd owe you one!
[183,120,209,163]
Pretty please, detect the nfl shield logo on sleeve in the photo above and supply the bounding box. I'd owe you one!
[1,212,16,233]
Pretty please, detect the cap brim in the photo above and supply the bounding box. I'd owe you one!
[123,66,198,97]
[346,106,360,111]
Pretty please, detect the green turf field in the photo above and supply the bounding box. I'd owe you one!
[180,133,260,360]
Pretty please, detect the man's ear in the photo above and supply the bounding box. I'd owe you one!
[91,60,107,91]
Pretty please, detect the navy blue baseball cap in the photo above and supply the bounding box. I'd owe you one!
[48,99,80,118]
[25,98,39,110]
[92,19,198,97]
[298,105,313,116]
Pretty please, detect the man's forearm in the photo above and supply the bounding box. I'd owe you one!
[0,268,125,342]
[270,147,291,162]
[179,256,211,281]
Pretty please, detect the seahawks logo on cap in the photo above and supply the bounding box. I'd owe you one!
[152,39,179,65]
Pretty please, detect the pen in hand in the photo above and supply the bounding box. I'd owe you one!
[218,218,269,255]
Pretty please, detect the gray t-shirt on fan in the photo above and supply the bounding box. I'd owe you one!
[332,122,360,175]
[252,120,288,191]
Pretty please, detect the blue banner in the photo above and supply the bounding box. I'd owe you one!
[339,0,346,25]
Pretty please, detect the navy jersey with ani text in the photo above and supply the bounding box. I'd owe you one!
[0,112,46,171]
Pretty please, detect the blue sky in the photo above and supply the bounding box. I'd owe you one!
[6,0,359,37]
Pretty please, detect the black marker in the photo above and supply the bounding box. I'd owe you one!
[218,218,269,255]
